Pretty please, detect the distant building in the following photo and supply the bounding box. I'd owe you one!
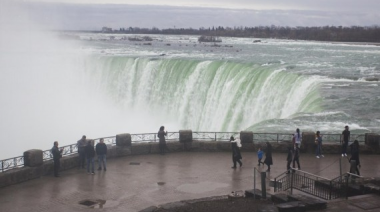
[102,27,112,33]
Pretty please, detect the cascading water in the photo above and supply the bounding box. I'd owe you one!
[84,56,322,131]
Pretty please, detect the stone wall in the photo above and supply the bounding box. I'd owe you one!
[0,131,379,188]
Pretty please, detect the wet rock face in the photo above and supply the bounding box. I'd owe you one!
[23,149,43,167]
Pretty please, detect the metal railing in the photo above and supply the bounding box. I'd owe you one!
[274,168,363,200]
[0,132,368,172]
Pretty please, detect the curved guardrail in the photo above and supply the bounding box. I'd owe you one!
[0,132,366,172]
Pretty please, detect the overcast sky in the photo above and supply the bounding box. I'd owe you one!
[3,0,380,30]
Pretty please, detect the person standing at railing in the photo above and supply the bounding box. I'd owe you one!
[96,138,107,171]
[293,143,301,170]
[286,146,293,174]
[230,136,242,168]
[264,142,273,172]
[85,140,95,174]
[315,131,324,158]
[51,141,63,177]
[349,140,360,175]
[293,128,302,148]
[158,126,168,155]
[77,135,87,169]
[341,126,350,157]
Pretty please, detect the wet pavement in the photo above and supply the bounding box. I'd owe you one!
[0,152,380,212]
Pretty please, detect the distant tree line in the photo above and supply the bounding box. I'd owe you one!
[106,25,380,42]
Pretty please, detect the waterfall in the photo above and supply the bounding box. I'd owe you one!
[84,56,322,131]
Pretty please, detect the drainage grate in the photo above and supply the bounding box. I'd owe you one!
[79,200,97,207]
[129,162,140,165]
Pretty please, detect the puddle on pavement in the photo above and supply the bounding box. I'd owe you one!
[176,181,228,194]
[157,182,166,186]
[129,162,140,165]
[79,199,119,209]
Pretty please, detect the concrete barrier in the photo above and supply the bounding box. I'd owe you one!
[1,131,379,189]
[116,133,132,147]
[240,131,253,144]
[23,149,43,167]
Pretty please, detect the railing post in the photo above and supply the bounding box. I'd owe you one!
[154,134,156,142]
[277,134,279,143]
[70,145,73,154]
[214,133,216,141]
[274,177,277,192]
[290,170,294,195]
[339,158,342,182]
[261,171,267,199]
[14,158,17,168]
[345,175,349,200]
[329,181,332,200]
[254,168,256,199]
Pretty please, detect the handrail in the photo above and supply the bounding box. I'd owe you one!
[0,131,369,172]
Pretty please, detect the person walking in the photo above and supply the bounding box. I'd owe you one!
[341,126,350,157]
[230,136,242,168]
[257,148,264,166]
[264,142,273,172]
[158,126,168,155]
[85,140,95,174]
[315,131,324,158]
[96,138,107,171]
[293,128,302,148]
[51,141,63,177]
[349,140,361,175]
[286,146,293,173]
[77,135,87,169]
[293,143,301,170]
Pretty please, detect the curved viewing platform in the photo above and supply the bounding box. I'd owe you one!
[0,131,380,212]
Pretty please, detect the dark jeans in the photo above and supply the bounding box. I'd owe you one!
[97,154,107,169]
[78,150,85,168]
[232,157,242,168]
[342,141,348,154]
[287,160,292,172]
[316,143,322,156]
[53,159,60,177]
[87,157,94,173]
[293,158,300,169]
[258,158,264,165]
[159,143,168,155]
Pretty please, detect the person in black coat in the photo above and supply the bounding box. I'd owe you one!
[51,141,63,177]
[158,126,168,155]
[230,136,242,168]
[293,143,301,170]
[96,138,107,171]
[286,146,293,173]
[264,142,273,172]
[85,140,95,174]
[349,140,360,175]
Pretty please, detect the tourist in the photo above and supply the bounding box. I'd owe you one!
[264,142,273,172]
[96,138,107,171]
[77,135,87,169]
[286,146,293,173]
[293,143,301,170]
[158,126,168,155]
[230,136,242,168]
[257,147,264,166]
[341,126,350,157]
[293,128,302,148]
[315,131,324,158]
[51,141,63,177]
[349,140,360,175]
[85,140,95,174]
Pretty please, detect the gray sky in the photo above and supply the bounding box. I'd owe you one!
[3,0,380,30]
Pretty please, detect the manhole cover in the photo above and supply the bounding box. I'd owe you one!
[157,182,166,186]
[79,200,97,207]
[129,162,140,165]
